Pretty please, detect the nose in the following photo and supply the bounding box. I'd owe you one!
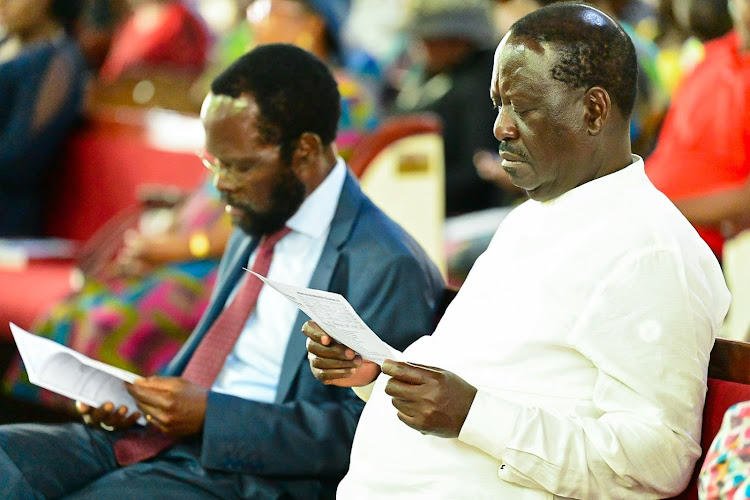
[213,168,237,193]
[493,106,519,142]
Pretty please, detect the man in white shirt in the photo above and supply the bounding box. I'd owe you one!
[0,44,443,499]
[305,4,731,498]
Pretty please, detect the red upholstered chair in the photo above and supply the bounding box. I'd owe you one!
[670,339,750,499]
[0,106,205,345]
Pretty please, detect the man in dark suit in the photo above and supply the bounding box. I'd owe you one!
[0,44,443,499]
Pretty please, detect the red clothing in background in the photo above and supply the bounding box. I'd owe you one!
[99,1,209,82]
[646,31,750,257]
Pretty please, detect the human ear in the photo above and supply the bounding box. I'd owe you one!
[292,132,323,173]
[584,87,610,135]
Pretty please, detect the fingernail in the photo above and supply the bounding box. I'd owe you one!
[345,349,355,359]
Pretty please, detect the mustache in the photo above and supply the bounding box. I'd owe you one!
[498,143,529,161]
[222,195,246,208]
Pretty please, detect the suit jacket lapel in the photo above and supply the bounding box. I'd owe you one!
[275,171,365,402]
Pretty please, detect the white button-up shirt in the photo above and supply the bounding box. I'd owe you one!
[211,158,346,402]
[339,157,730,499]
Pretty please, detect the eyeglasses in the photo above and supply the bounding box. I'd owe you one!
[196,146,280,182]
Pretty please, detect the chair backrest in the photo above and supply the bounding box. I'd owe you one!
[438,288,750,499]
[670,338,750,500]
[348,113,446,275]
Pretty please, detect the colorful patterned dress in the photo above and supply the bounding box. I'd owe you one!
[700,401,750,499]
[3,179,226,410]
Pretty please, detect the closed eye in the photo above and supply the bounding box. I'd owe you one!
[231,160,259,173]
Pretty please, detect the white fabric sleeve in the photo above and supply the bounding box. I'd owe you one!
[458,248,722,499]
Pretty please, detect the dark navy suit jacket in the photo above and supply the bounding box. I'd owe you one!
[162,170,444,498]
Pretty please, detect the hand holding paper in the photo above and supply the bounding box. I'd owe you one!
[250,271,401,365]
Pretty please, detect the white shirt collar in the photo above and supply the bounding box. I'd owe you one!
[536,154,644,208]
[285,156,347,239]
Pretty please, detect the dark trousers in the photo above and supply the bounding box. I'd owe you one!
[0,422,289,499]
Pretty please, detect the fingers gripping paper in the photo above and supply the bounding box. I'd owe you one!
[249,271,401,365]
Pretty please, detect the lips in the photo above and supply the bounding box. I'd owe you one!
[499,151,526,162]
[224,204,245,218]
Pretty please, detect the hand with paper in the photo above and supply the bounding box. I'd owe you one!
[11,322,209,436]
[76,400,142,431]
[251,271,401,365]
[302,321,382,388]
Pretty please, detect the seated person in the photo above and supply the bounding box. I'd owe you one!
[646,0,750,260]
[0,0,88,236]
[97,0,209,82]
[0,44,443,499]
[391,0,505,216]
[305,4,730,498]
[91,0,210,112]
[3,0,381,411]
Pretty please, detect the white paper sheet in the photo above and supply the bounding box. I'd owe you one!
[10,323,146,425]
[249,271,401,365]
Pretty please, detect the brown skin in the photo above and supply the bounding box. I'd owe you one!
[78,92,337,435]
[491,32,631,202]
[305,30,633,439]
[303,322,475,438]
[381,361,477,439]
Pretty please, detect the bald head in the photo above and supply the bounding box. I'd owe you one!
[508,2,637,119]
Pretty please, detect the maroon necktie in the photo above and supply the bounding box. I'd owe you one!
[113,227,292,466]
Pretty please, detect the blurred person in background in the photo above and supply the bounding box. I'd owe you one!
[392,0,506,217]
[97,0,209,84]
[645,0,749,261]
[74,0,130,71]
[654,0,733,96]
[247,0,379,160]
[89,0,210,112]
[0,0,88,237]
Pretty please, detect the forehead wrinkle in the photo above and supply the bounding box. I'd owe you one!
[494,44,549,98]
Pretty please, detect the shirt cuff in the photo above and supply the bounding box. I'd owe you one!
[458,389,522,460]
[352,380,377,402]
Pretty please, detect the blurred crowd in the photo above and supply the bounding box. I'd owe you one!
[1,0,748,419]
[1,0,741,232]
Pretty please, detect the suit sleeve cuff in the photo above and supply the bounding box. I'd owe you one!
[458,389,522,459]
